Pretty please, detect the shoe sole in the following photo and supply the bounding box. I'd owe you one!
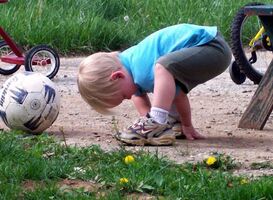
[172,126,187,139]
[116,134,176,146]
[173,130,186,139]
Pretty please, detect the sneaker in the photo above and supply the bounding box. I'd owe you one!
[167,115,186,139]
[115,115,176,146]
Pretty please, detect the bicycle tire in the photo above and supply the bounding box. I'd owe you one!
[231,2,268,84]
[0,40,21,75]
[24,45,60,79]
[229,61,246,84]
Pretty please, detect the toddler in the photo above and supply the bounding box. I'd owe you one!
[77,23,232,146]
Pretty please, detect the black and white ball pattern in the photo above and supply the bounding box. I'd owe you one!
[0,72,60,133]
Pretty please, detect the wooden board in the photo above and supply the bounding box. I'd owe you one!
[238,60,273,129]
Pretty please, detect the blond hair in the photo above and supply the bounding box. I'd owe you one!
[77,52,121,114]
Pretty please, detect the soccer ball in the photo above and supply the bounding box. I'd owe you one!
[0,72,60,133]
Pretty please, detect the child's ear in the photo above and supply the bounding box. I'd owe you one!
[110,70,125,80]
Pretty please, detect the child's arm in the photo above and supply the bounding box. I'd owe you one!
[174,91,206,140]
[131,93,151,116]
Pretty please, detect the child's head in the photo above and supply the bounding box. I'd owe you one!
[77,52,122,114]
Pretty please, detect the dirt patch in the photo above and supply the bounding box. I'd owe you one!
[1,57,273,176]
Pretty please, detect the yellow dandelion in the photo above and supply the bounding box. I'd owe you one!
[119,178,129,184]
[124,155,135,164]
[206,156,217,166]
[240,179,249,185]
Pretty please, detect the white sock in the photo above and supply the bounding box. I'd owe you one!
[149,107,169,124]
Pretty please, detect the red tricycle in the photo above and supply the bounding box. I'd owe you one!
[0,0,60,79]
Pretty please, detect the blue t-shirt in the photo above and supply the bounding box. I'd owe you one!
[118,24,217,95]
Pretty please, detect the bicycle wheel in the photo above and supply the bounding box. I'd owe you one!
[0,40,21,75]
[229,61,246,84]
[231,2,272,84]
[24,45,60,79]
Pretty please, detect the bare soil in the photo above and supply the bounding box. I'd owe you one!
[1,57,273,176]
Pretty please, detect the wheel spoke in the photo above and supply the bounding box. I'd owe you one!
[0,42,20,73]
[24,45,60,79]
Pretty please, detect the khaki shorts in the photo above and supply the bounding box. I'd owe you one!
[157,32,232,93]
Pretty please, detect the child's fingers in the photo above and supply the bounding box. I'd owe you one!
[192,131,206,139]
[183,132,195,140]
[182,125,206,140]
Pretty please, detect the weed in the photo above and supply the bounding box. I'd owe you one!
[251,161,273,170]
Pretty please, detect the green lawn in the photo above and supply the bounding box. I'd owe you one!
[0,131,272,199]
[0,0,272,54]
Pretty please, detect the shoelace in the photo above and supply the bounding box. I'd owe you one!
[127,115,153,130]
[134,117,150,126]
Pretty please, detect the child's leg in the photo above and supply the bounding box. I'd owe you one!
[168,104,186,138]
[153,63,176,111]
[151,63,205,140]
[169,104,180,120]
[154,33,231,139]
[148,63,176,124]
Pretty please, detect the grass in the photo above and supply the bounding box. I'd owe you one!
[0,130,272,199]
[1,1,272,198]
[251,161,273,170]
[0,0,272,55]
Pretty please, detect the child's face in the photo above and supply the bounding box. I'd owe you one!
[108,72,136,107]
[108,91,126,107]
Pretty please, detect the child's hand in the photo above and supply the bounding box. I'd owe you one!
[182,125,206,140]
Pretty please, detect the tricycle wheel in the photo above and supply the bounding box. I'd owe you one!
[0,40,21,75]
[24,45,60,79]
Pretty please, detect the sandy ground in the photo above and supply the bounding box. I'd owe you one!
[1,57,273,176]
